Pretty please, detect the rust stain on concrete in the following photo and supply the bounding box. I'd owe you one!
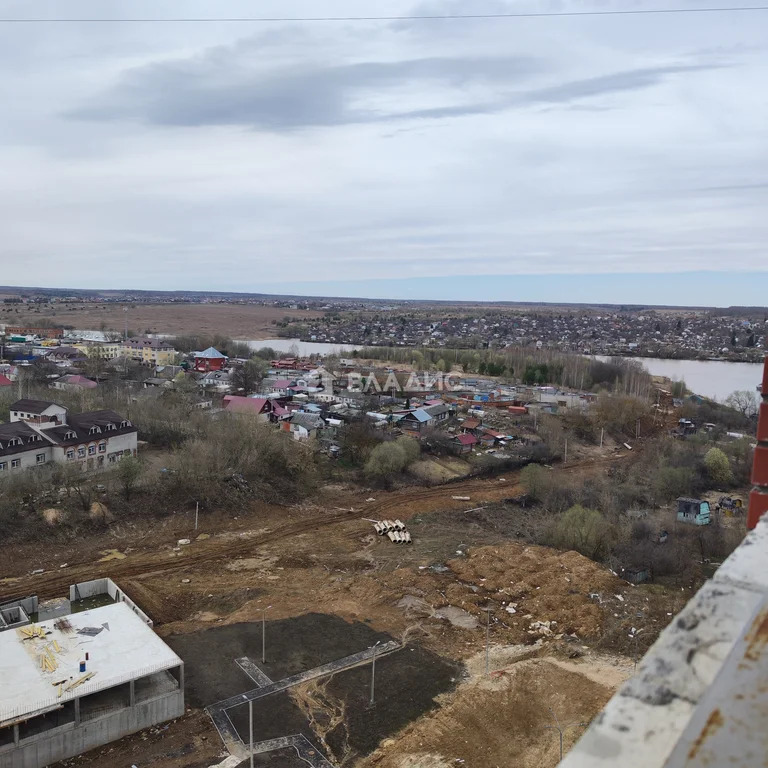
[687,709,724,761]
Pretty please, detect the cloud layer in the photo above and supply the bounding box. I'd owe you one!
[0,0,766,301]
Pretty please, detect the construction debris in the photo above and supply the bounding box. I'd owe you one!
[53,618,74,633]
[77,627,104,637]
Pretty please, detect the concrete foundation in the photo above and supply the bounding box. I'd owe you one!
[0,684,184,768]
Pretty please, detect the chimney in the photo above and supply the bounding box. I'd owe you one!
[747,352,768,529]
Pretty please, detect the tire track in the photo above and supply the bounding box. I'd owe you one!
[1,456,624,607]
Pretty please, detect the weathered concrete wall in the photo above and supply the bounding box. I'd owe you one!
[0,690,184,768]
[70,580,152,626]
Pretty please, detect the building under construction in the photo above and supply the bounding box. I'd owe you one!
[0,579,184,768]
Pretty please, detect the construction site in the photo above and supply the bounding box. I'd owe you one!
[0,453,703,768]
[0,579,184,768]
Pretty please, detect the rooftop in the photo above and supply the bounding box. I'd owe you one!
[0,602,181,726]
[9,399,62,414]
[195,346,227,359]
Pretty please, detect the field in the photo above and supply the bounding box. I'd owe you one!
[0,462,685,768]
[0,302,324,340]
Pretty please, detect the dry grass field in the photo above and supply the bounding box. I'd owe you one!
[0,302,324,339]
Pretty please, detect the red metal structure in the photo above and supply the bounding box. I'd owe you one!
[747,352,768,530]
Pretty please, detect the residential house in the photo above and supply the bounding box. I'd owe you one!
[194,347,227,372]
[0,400,137,473]
[424,403,450,423]
[76,341,124,360]
[264,378,294,396]
[46,346,86,365]
[142,377,173,389]
[461,417,482,433]
[197,370,232,392]
[9,399,68,428]
[221,395,273,422]
[44,410,138,470]
[399,409,433,432]
[452,432,478,455]
[283,412,324,440]
[53,374,98,391]
[124,337,177,366]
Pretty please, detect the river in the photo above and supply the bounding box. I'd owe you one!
[598,356,763,402]
[240,338,360,356]
[245,340,762,401]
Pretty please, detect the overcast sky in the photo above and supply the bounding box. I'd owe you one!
[1,0,767,305]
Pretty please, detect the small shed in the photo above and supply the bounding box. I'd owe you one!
[676,497,711,526]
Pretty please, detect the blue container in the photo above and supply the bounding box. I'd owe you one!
[79,661,86,673]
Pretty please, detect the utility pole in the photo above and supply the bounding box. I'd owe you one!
[544,708,588,762]
[261,605,272,665]
[369,640,381,707]
[194,501,199,531]
[600,427,604,448]
[563,439,568,464]
[248,699,254,768]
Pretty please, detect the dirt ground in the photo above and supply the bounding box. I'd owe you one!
[3,303,324,340]
[358,648,633,768]
[0,460,683,768]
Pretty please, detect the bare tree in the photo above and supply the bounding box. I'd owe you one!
[725,390,759,421]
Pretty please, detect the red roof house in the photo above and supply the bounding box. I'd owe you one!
[453,432,478,455]
[222,395,273,421]
[0,374,12,388]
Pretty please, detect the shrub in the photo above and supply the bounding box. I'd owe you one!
[703,447,733,487]
[551,504,613,561]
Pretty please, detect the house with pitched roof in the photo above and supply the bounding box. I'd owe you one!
[221,395,273,422]
[0,400,137,474]
[194,347,227,372]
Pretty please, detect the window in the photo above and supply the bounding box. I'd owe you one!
[36,453,46,464]
[120,420,131,428]
[0,462,6,471]
[98,442,106,453]
[89,426,100,435]
[65,430,76,440]
[77,447,86,458]
[66,450,74,460]
[108,453,118,464]
[106,423,116,431]
[88,445,96,456]
[11,459,20,468]
[123,449,132,457]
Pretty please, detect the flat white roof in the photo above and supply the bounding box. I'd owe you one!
[0,602,181,726]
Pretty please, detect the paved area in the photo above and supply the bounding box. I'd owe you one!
[208,641,401,765]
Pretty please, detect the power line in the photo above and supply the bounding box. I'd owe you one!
[1,6,768,23]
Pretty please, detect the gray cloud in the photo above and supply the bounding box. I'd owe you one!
[525,64,726,104]
[67,49,542,129]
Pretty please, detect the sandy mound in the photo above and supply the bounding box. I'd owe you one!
[446,543,624,640]
[89,501,112,521]
[42,508,64,525]
[360,656,616,768]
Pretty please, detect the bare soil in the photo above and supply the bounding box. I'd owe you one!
[7,459,681,768]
